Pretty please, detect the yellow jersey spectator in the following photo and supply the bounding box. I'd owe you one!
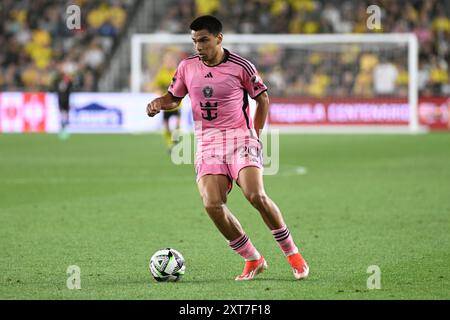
[196,0,220,16]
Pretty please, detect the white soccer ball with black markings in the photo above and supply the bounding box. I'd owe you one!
[149,248,186,282]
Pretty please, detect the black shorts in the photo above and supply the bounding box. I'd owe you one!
[58,98,70,112]
[163,109,180,121]
[59,103,70,112]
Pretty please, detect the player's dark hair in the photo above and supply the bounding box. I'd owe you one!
[190,15,223,36]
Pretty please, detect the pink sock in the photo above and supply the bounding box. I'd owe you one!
[228,234,260,261]
[271,225,298,256]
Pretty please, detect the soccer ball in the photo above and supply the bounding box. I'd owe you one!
[149,248,186,282]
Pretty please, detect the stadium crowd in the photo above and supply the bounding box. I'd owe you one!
[0,0,136,91]
[152,0,450,97]
[1,0,449,97]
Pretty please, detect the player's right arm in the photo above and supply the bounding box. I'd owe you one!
[147,58,188,117]
[146,93,182,117]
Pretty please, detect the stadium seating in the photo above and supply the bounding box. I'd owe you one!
[0,0,137,91]
[154,0,449,97]
[0,0,448,97]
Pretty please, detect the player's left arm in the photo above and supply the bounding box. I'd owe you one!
[253,91,269,138]
[241,61,269,138]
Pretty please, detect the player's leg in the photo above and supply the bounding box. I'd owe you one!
[162,112,173,152]
[60,109,68,129]
[197,174,267,280]
[171,112,182,144]
[197,174,243,240]
[238,166,309,280]
[175,111,181,131]
[58,104,70,140]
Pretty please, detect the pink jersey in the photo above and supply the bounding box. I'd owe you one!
[168,48,267,136]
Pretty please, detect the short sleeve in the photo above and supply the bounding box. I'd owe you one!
[241,62,268,99]
[168,61,188,98]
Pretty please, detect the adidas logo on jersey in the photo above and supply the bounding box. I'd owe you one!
[204,72,213,78]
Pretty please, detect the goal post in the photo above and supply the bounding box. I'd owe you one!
[131,33,423,134]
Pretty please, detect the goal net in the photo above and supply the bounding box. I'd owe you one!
[131,33,424,133]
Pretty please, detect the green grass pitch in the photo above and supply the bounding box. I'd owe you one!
[1,133,449,299]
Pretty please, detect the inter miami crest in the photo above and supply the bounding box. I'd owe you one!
[202,86,213,98]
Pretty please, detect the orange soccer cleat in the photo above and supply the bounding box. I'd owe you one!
[235,256,268,281]
[287,253,309,280]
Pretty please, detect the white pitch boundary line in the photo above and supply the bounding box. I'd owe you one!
[277,166,308,176]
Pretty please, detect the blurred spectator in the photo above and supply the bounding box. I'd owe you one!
[429,55,449,94]
[396,64,410,97]
[373,57,399,95]
[82,38,105,70]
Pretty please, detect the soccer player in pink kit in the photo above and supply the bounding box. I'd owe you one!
[147,15,309,280]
